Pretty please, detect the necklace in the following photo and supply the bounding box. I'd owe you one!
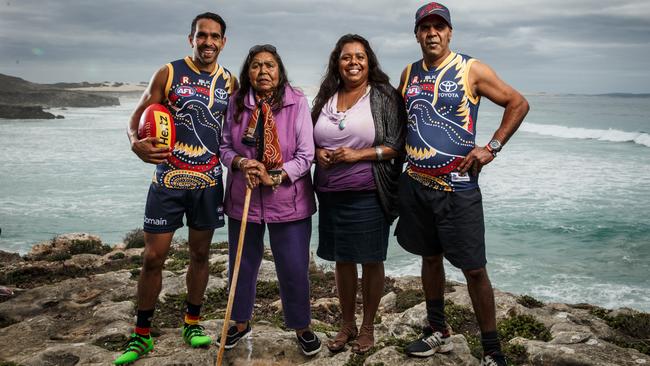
[336,86,367,131]
[338,115,346,130]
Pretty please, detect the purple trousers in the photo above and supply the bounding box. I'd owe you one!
[227,217,312,329]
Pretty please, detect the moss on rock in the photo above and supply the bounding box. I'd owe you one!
[517,294,544,308]
[498,314,552,342]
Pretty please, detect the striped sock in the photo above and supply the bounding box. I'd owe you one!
[135,309,154,337]
[184,301,202,326]
[135,326,151,337]
[184,313,200,325]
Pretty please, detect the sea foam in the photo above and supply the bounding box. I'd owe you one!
[522,123,650,147]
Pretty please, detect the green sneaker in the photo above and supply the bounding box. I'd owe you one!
[113,333,153,365]
[183,324,212,348]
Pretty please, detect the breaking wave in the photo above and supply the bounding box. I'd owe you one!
[522,123,650,147]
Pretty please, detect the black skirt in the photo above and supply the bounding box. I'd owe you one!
[316,190,390,263]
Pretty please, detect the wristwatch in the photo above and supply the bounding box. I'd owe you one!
[486,139,502,157]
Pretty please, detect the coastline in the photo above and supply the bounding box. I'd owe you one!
[0,232,648,365]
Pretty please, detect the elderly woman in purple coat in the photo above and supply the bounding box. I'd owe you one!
[218,44,321,356]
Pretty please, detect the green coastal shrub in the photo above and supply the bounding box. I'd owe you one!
[210,241,229,250]
[590,307,650,356]
[256,281,280,299]
[209,261,226,275]
[498,314,552,342]
[517,295,544,308]
[445,300,475,333]
[108,252,126,260]
[123,229,145,249]
[68,238,108,255]
[394,289,424,313]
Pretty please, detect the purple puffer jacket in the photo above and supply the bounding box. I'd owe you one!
[220,85,316,223]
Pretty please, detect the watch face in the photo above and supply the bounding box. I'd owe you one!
[489,139,502,152]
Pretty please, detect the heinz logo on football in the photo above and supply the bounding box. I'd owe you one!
[138,104,176,149]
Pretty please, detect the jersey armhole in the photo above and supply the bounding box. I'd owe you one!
[164,63,173,101]
[400,63,413,97]
[463,59,480,105]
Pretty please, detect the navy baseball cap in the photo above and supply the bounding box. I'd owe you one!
[414,2,452,32]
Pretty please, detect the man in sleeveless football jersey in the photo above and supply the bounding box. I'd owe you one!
[115,12,237,365]
[396,3,529,366]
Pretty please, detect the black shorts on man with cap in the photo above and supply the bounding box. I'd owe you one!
[395,173,486,270]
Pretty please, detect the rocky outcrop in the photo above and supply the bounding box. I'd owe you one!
[0,90,119,109]
[0,73,120,119]
[0,233,648,366]
[0,104,63,119]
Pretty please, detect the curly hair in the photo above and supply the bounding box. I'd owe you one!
[311,34,390,123]
[234,44,289,123]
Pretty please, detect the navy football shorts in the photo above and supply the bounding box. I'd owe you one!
[143,183,225,233]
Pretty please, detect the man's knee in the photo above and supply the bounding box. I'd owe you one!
[422,254,444,268]
[189,246,209,265]
[463,267,489,283]
[142,248,167,273]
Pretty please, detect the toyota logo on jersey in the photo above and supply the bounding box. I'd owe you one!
[214,88,228,100]
[439,81,458,93]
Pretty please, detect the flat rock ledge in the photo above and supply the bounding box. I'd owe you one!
[0,232,648,366]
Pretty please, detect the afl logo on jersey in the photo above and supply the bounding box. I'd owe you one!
[175,86,196,97]
[439,81,458,93]
[214,88,228,100]
[406,85,422,97]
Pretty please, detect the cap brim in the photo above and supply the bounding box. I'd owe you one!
[416,13,452,28]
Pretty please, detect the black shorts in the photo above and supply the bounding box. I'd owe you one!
[143,183,225,233]
[395,173,486,270]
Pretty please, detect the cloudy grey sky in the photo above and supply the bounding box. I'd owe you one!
[1,0,649,94]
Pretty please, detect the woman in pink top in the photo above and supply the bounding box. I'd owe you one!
[312,34,406,354]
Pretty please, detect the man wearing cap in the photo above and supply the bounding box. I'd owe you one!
[396,3,529,365]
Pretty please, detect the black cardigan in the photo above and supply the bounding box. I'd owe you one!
[369,83,407,222]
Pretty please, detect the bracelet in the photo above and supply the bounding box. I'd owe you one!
[375,146,383,161]
[271,174,282,191]
[237,157,248,170]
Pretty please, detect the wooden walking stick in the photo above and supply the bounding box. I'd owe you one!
[215,187,252,366]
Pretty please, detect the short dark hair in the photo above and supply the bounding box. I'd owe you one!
[190,12,226,37]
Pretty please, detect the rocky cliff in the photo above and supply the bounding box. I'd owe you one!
[0,232,648,366]
[0,74,120,119]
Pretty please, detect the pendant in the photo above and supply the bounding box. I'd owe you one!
[338,118,346,130]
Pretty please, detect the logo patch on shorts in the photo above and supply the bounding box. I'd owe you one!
[450,172,470,182]
[144,216,168,226]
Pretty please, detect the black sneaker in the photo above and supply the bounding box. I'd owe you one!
[480,352,508,366]
[297,330,322,356]
[405,327,453,357]
[215,323,252,350]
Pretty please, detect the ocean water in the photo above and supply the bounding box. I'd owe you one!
[1,94,648,311]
